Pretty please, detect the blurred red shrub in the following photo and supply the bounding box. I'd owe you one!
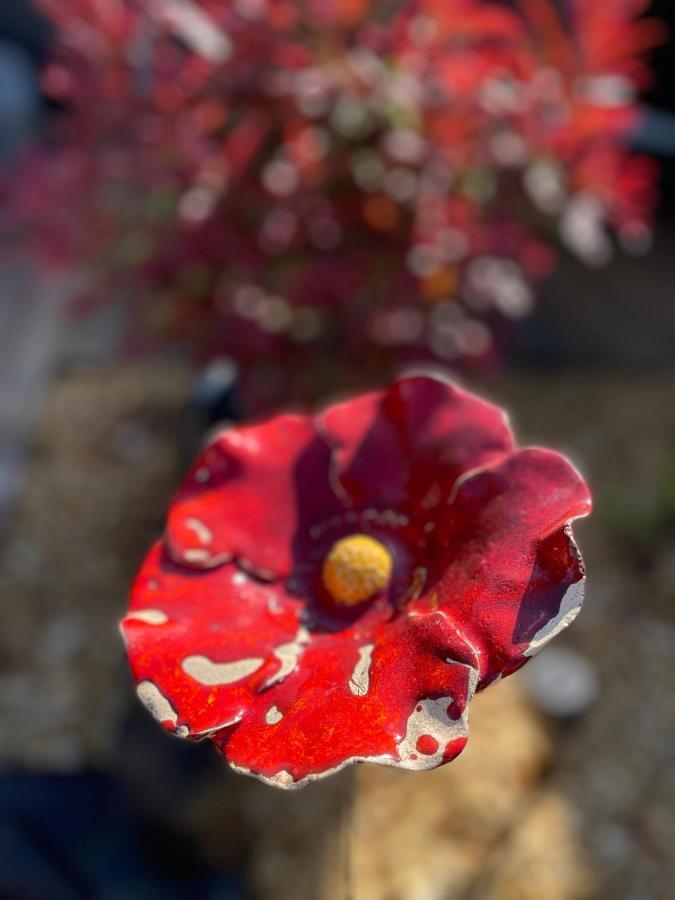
[5,0,663,401]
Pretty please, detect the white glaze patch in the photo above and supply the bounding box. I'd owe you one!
[125,609,168,625]
[191,713,242,738]
[226,432,260,452]
[396,696,468,769]
[269,770,293,787]
[265,706,283,725]
[137,681,178,725]
[230,752,394,791]
[262,628,310,689]
[185,517,213,544]
[266,594,283,615]
[175,725,190,738]
[396,665,478,770]
[349,644,374,696]
[183,548,211,563]
[524,577,585,657]
[182,654,264,685]
[182,548,232,568]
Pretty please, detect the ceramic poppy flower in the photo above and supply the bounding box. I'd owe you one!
[121,373,591,788]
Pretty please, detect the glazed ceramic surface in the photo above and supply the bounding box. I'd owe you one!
[121,373,591,788]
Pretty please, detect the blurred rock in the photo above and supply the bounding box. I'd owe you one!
[522,646,600,720]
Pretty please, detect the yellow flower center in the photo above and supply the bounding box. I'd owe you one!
[321,534,393,606]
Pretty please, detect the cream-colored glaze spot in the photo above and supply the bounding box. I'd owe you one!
[396,696,467,768]
[137,681,177,725]
[265,706,283,725]
[182,654,264,685]
[125,609,168,625]
[183,547,211,563]
[231,752,394,790]
[175,725,190,738]
[270,770,293,787]
[261,627,310,689]
[396,665,478,770]
[226,432,260,452]
[267,594,283,615]
[349,644,374,696]
[185,517,213,544]
[524,577,585,657]
[181,549,232,568]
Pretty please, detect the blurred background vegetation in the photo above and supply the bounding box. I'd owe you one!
[1,2,674,899]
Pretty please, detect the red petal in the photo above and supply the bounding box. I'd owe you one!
[122,543,303,736]
[318,373,514,513]
[216,612,476,787]
[422,449,592,687]
[165,413,342,579]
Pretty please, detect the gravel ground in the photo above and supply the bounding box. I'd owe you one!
[1,363,673,900]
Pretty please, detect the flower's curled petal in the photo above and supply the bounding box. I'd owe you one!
[318,373,514,512]
[166,413,343,579]
[318,388,407,507]
[424,448,592,687]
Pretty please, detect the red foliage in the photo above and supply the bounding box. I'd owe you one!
[6,0,663,395]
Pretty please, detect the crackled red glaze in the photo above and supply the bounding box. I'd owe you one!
[121,373,591,788]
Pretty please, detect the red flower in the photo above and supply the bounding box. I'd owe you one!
[122,373,591,788]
